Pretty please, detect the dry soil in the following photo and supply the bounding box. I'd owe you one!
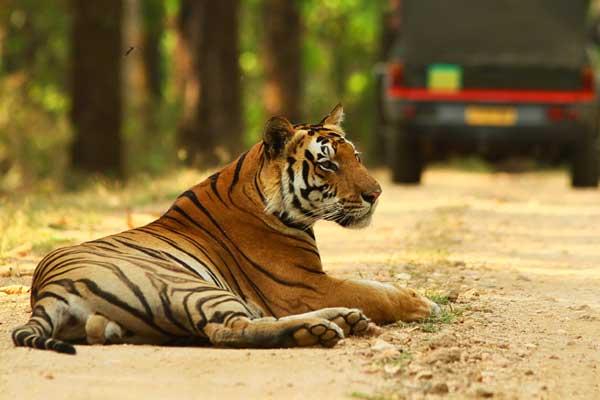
[1,168,599,400]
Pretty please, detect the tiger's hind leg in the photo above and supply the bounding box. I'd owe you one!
[279,307,370,336]
[205,315,344,348]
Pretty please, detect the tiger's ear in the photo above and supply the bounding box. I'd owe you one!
[263,116,295,159]
[319,103,344,127]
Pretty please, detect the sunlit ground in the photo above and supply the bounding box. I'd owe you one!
[1,166,600,399]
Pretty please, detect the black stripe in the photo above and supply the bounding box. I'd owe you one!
[108,263,155,319]
[179,191,318,292]
[75,278,176,337]
[209,310,248,324]
[230,151,248,195]
[87,239,119,248]
[168,207,276,315]
[209,296,244,309]
[225,181,317,248]
[113,238,167,259]
[291,263,324,275]
[155,218,243,294]
[35,291,69,305]
[304,149,314,161]
[287,165,295,184]
[209,172,225,203]
[292,195,312,216]
[149,222,235,280]
[302,160,310,185]
[181,291,199,333]
[277,212,310,232]
[147,273,191,334]
[135,226,227,289]
[32,306,54,334]
[32,247,82,286]
[253,155,267,205]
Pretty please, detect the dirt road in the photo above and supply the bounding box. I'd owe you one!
[1,168,599,399]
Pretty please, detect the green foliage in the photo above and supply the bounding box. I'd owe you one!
[0,1,71,189]
[418,302,463,333]
[0,0,388,189]
[1,0,69,88]
[425,291,451,305]
[0,75,71,190]
[238,0,386,152]
[350,392,393,400]
[301,0,384,157]
[239,0,266,147]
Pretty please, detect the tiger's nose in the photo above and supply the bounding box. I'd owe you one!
[361,190,382,204]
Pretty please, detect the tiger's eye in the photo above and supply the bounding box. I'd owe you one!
[319,160,338,172]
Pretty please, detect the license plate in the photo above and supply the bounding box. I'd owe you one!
[465,106,517,126]
[427,64,462,92]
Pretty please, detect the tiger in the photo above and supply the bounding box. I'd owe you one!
[12,104,439,354]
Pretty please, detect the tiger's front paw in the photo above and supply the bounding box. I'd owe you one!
[427,298,441,316]
[392,285,440,322]
[293,319,344,348]
[330,308,370,336]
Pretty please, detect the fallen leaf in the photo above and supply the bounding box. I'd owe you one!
[0,285,31,295]
[6,242,32,258]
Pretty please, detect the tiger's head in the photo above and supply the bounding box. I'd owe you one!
[261,104,382,229]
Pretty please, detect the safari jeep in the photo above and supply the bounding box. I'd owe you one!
[378,0,599,187]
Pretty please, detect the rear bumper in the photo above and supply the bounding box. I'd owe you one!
[385,98,598,144]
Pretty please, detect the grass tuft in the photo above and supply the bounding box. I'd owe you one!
[425,291,450,305]
[417,301,463,333]
[350,392,393,400]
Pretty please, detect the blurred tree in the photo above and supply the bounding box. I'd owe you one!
[70,0,124,177]
[0,1,71,188]
[124,0,164,103]
[301,0,382,161]
[380,0,401,60]
[262,0,303,122]
[141,0,165,100]
[123,0,166,174]
[176,0,243,167]
[374,0,402,164]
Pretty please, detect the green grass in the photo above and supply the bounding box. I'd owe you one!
[374,350,412,368]
[350,392,393,400]
[0,169,208,262]
[418,301,463,333]
[424,291,450,306]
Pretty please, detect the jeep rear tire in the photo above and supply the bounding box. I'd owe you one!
[390,127,423,184]
[570,131,599,188]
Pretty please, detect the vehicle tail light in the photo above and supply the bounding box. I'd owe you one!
[547,106,565,122]
[547,106,578,122]
[388,62,404,88]
[566,109,579,121]
[403,105,416,119]
[582,66,595,92]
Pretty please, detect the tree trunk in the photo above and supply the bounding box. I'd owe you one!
[380,0,402,60]
[122,0,164,172]
[176,0,243,167]
[262,0,302,123]
[141,0,164,100]
[70,0,124,177]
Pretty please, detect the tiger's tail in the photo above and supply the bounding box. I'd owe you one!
[12,322,76,354]
[12,301,76,354]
